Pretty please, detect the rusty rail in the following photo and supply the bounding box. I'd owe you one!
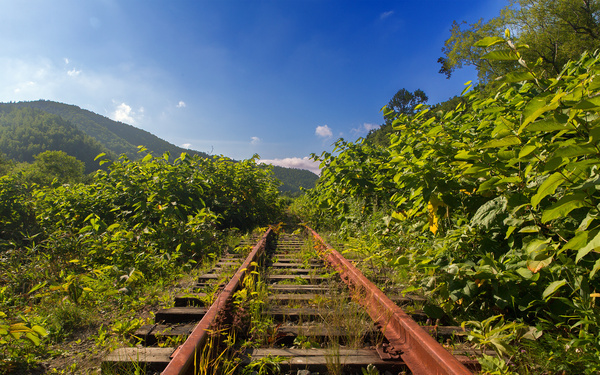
[161,227,273,375]
[307,227,472,375]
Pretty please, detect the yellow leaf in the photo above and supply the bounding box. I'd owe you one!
[428,196,447,235]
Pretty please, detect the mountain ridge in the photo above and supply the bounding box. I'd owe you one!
[0,100,317,193]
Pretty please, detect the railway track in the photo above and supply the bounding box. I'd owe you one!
[102,225,484,374]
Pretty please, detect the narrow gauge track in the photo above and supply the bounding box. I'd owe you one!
[103,226,482,374]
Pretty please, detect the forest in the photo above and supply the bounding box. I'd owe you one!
[2,0,600,374]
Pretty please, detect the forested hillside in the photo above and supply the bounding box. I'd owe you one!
[0,106,109,173]
[3,100,209,160]
[267,165,318,194]
[0,100,316,191]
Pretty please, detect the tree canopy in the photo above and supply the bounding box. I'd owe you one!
[20,150,85,186]
[439,0,600,82]
[364,88,429,148]
[387,88,428,116]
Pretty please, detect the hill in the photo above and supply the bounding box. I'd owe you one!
[0,100,317,192]
[267,165,318,195]
[0,105,108,173]
[4,100,209,159]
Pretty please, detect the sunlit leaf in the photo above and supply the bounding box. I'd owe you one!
[519,101,560,133]
[552,145,597,158]
[482,50,518,61]
[502,71,535,83]
[573,96,600,109]
[590,259,600,278]
[522,117,569,133]
[480,135,521,149]
[531,172,564,208]
[527,256,553,273]
[473,36,506,48]
[541,194,587,223]
[542,279,567,300]
[576,230,600,263]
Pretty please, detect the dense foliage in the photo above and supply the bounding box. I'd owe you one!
[439,0,600,82]
[298,40,600,372]
[267,165,318,195]
[0,150,282,372]
[0,106,108,173]
[0,100,316,195]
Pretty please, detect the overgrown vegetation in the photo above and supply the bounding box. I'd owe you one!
[295,27,600,374]
[0,148,283,373]
[5,1,600,373]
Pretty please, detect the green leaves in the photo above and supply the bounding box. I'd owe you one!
[576,231,600,263]
[542,279,567,300]
[541,194,587,223]
[519,99,560,133]
[482,50,519,61]
[480,135,521,149]
[471,196,507,229]
[502,71,536,83]
[300,49,600,363]
[531,172,565,208]
[0,314,48,347]
[473,36,506,48]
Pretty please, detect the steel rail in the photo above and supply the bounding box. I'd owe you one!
[161,227,273,375]
[307,227,472,375]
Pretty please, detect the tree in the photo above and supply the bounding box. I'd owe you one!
[22,150,85,185]
[387,88,429,116]
[438,15,513,82]
[364,88,429,148]
[0,153,13,176]
[514,0,600,74]
[439,0,600,82]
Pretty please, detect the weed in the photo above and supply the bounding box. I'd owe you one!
[110,318,142,339]
[325,339,343,375]
[194,329,240,375]
[156,334,187,348]
[361,364,380,375]
[293,334,319,349]
[242,354,287,375]
[46,302,95,342]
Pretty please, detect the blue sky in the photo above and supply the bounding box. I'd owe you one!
[0,0,506,173]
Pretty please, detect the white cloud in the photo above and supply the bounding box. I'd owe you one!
[14,81,35,93]
[0,56,169,136]
[351,122,380,136]
[181,143,192,149]
[315,125,333,138]
[260,157,321,175]
[251,136,260,145]
[177,101,186,108]
[380,10,394,20]
[113,102,136,124]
